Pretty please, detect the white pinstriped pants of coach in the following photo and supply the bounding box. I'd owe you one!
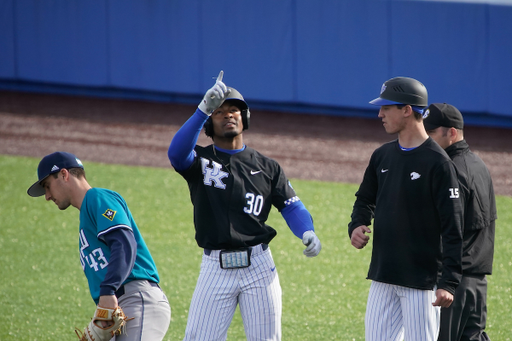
[365,281,440,341]
[183,244,282,341]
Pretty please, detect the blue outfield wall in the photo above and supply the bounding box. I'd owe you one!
[0,0,511,127]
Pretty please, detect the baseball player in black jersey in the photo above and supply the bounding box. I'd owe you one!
[348,77,464,341]
[424,103,497,341]
[168,71,321,341]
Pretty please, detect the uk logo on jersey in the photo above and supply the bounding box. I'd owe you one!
[201,158,229,189]
[102,209,116,221]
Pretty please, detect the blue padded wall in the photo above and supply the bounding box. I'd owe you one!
[1,0,511,124]
[13,0,108,85]
[0,0,15,78]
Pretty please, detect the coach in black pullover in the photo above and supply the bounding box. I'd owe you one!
[348,77,464,340]
[348,138,464,293]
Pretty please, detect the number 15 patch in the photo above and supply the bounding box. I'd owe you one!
[449,188,460,199]
[102,209,117,221]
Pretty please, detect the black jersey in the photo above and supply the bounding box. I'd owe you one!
[349,137,463,294]
[446,140,497,275]
[178,145,298,250]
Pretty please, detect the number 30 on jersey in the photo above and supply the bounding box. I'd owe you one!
[244,192,264,216]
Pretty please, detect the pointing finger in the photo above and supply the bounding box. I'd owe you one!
[216,70,224,83]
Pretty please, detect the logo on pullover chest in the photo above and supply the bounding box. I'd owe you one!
[201,158,228,189]
[410,172,421,180]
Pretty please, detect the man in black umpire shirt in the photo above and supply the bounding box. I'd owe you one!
[424,103,497,341]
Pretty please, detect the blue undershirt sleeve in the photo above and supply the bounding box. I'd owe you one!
[168,109,209,171]
[99,228,137,297]
[281,201,314,239]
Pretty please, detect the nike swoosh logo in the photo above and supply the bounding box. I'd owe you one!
[251,170,262,175]
[271,267,276,272]
[381,169,389,173]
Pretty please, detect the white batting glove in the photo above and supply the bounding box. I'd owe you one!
[198,70,230,116]
[302,230,321,257]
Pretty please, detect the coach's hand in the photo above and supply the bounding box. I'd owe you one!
[302,230,321,257]
[198,70,230,115]
[351,225,371,249]
[432,288,454,308]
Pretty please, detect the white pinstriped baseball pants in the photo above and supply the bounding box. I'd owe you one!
[365,281,440,341]
[183,244,282,341]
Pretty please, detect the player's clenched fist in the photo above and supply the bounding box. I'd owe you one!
[351,225,371,249]
[432,288,454,308]
[198,70,230,115]
[302,230,321,257]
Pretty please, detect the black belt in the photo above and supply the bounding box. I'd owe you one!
[204,243,268,256]
[115,281,159,298]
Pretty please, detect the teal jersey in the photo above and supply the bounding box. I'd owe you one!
[79,188,159,302]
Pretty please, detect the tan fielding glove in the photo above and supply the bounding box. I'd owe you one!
[75,306,129,341]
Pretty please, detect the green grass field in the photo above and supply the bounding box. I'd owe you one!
[1,154,511,340]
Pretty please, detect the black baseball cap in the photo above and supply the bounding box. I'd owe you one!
[369,77,428,115]
[27,151,84,197]
[423,103,464,131]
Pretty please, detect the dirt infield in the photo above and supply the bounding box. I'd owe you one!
[1,90,511,196]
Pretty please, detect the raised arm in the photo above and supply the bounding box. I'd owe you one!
[168,70,230,171]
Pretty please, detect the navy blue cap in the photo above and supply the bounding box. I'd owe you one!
[27,151,84,197]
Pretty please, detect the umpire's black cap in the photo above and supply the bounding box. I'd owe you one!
[423,103,464,131]
[27,151,84,197]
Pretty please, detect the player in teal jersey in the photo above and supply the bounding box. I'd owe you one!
[28,151,171,341]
